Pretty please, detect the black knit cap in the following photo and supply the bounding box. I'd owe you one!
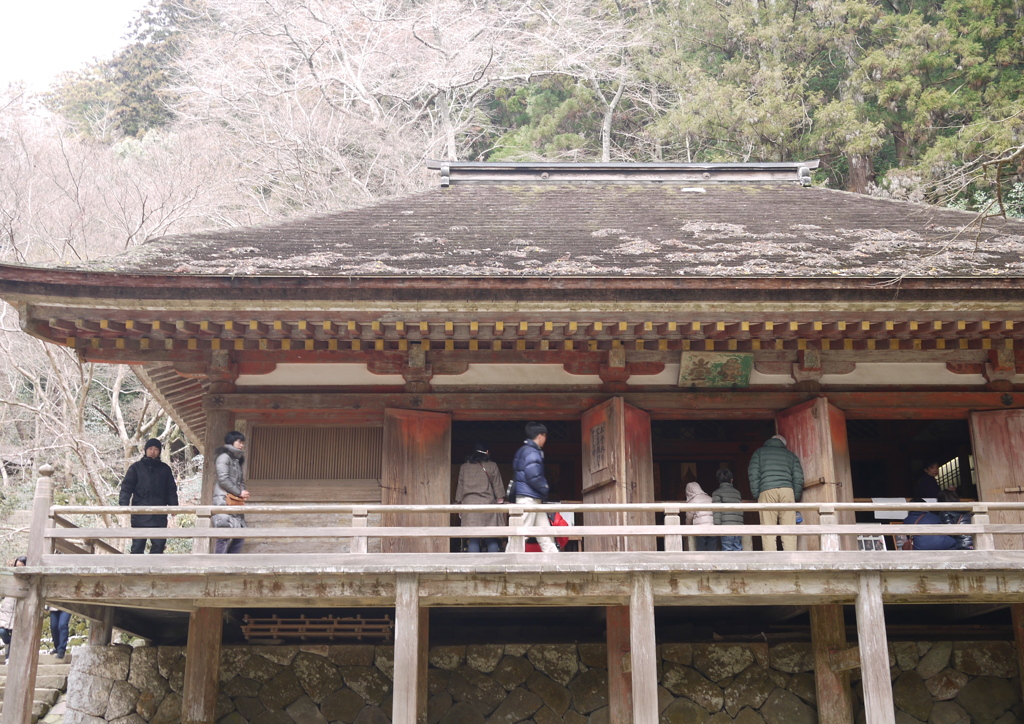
[144,438,162,451]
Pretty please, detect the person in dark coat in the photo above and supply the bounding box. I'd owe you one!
[904,499,957,550]
[937,489,972,550]
[914,461,942,498]
[119,438,178,554]
[512,422,558,553]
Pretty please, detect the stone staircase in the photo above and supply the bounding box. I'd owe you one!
[0,652,72,723]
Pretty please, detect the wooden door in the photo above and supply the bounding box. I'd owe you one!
[381,409,451,553]
[775,397,855,551]
[969,410,1024,550]
[581,398,656,552]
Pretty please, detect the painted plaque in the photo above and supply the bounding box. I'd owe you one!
[678,352,753,387]
[590,423,607,471]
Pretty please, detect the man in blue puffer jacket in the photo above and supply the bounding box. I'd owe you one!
[512,422,558,553]
[748,434,804,552]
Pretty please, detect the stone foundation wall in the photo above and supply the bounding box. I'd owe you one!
[63,641,1022,724]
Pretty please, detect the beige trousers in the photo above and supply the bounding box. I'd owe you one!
[758,487,797,552]
[518,496,559,553]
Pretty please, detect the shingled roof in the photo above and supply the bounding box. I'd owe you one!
[51,181,1024,279]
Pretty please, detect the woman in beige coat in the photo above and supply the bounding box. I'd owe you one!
[455,443,505,553]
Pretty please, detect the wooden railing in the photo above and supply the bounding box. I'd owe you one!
[22,466,1024,562]
[34,501,1024,557]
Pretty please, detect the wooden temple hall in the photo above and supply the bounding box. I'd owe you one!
[4,161,1024,724]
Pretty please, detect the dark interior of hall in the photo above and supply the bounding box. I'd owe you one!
[449,418,975,505]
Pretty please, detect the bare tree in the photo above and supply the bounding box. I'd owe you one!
[0,90,232,545]
[174,0,638,211]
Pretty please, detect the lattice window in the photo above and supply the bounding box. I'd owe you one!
[937,456,971,491]
[248,426,383,481]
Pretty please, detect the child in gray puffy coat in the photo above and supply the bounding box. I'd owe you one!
[712,469,744,551]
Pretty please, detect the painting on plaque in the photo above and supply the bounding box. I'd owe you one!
[678,352,753,388]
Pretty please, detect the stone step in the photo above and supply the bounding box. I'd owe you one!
[0,699,47,718]
[0,677,68,699]
[0,673,68,689]
[34,688,62,708]
[0,664,72,677]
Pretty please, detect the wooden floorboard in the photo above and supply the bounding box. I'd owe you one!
[24,550,1024,609]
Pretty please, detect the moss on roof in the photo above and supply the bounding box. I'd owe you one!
[57,184,1024,278]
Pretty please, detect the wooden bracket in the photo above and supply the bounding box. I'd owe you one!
[584,476,618,494]
[829,645,861,672]
[984,349,1017,390]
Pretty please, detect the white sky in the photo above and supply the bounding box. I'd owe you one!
[0,0,151,91]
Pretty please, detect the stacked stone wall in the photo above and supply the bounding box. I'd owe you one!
[62,641,1022,724]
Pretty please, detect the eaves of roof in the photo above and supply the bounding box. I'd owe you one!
[2,263,1024,306]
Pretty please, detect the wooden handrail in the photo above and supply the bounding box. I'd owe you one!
[36,499,1013,557]
[41,523,1011,540]
[48,501,1024,515]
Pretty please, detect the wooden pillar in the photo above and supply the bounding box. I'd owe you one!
[417,608,430,724]
[201,408,233,505]
[1012,604,1024,700]
[663,509,683,552]
[89,606,116,646]
[201,352,236,506]
[606,606,632,724]
[856,573,895,724]
[2,464,55,724]
[394,573,425,724]
[1,578,43,724]
[27,464,55,565]
[181,608,223,724]
[629,573,658,724]
[810,604,854,724]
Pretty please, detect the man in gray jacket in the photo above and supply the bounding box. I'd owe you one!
[748,435,804,552]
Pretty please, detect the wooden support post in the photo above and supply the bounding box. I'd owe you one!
[819,508,840,552]
[629,573,658,724]
[201,409,233,505]
[606,606,632,724]
[973,510,995,551]
[89,606,116,646]
[182,609,223,724]
[417,607,430,724]
[856,573,895,724]
[393,573,424,724]
[810,604,854,724]
[507,507,526,553]
[663,508,683,552]
[201,352,237,505]
[1012,604,1024,700]
[193,506,212,555]
[1,578,43,724]
[27,464,55,565]
[352,508,368,554]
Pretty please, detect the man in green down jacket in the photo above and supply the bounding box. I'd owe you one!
[748,435,804,552]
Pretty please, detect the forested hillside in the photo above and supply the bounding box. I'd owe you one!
[1,0,1023,550]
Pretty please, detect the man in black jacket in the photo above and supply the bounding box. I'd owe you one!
[512,422,558,553]
[119,438,179,554]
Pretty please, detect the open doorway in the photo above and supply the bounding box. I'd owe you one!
[450,420,582,501]
[651,420,776,504]
[847,419,974,501]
